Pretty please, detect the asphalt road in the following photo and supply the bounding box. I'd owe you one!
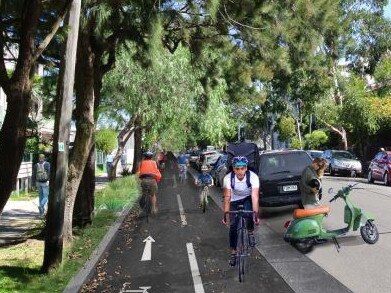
[80,161,391,293]
[82,161,295,293]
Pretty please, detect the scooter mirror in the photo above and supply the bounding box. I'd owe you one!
[328,187,334,194]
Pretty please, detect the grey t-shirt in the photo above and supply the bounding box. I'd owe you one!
[300,165,321,207]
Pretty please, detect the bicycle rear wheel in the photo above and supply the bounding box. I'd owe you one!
[142,187,152,223]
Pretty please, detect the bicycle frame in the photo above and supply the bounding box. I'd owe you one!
[200,186,209,213]
[225,209,255,282]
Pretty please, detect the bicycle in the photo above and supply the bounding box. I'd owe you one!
[140,184,152,223]
[224,206,255,282]
[200,185,209,213]
[178,164,187,184]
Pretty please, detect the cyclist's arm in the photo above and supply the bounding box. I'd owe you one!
[223,187,231,214]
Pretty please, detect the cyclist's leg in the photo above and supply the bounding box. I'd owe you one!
[183,165,187,180]
[229,201,240,266]
[150,180,158,213]
[244,197,255,247]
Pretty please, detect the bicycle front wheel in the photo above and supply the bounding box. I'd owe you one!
[201,189,207,213]
[237,226,249,282]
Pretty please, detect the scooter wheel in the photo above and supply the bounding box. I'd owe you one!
[360,220,379,244]
[293,241,313,254]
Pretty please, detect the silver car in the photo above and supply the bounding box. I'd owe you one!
[323,150,362,177]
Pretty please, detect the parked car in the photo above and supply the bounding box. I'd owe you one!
[196,150,219,171]
[258,150,312,207]
[367,151,391,185]
[323,150,362,177]
[188,150,200,167]
[210,154,227,186]
[307,150,323,160]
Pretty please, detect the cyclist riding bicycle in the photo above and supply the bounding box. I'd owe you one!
[177,151,189,180]
[195,165,214,207]
[137,151,162,214]
[221,156,260,267]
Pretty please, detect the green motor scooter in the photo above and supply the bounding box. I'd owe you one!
[284,183,379,253]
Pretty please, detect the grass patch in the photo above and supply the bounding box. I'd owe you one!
[0,176,140,293]
[10,191,38,201]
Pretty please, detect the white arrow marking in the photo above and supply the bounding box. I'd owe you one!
[141,236,155,261]
[176,194,187,226]
[120,283,151,293]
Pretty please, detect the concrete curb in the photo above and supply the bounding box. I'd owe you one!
[63,206,132,293]
[188,167,352,293]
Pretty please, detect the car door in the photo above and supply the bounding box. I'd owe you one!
[378,153,388,180]
[372,153,383,180]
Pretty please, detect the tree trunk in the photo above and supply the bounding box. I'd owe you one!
[109,121,135,179]
[63,26,95,242]
[0,1,41,214]
[0,94,31,213]
[131,118,143,174]
[73,145,95,228]
[42,0,81,273]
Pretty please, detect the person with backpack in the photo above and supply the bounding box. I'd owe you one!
[221,156,260,267]
[32,154,50,216]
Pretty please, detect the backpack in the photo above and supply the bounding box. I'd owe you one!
[226,142,259,189]
[36,162,48,182]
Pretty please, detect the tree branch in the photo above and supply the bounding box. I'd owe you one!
[33,0,73,61]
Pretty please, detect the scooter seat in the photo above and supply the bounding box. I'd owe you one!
[293,205,330,219]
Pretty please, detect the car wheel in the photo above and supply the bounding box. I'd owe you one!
[329,165,335,176]
[367,170,374,183]
[384,173,390,186]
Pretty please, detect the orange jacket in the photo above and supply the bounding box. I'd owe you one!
[138,159,162,183]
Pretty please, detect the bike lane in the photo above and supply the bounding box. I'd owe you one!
[81,161,293,293]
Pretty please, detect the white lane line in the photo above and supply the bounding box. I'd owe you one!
[186,243,205,293]
[176,194,187,226]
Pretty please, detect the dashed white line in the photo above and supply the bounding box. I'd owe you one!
[186,243,205,293]
[176,194,187,226]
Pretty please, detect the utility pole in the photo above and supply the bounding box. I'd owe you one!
[42,0,81,273]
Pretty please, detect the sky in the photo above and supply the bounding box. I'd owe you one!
[385,2,391,19]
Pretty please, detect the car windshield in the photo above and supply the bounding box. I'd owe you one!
[333,151,354,159]
[259,152,312,177]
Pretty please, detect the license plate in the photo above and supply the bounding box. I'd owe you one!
[283,185,297,192]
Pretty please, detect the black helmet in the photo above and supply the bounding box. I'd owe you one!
[143,151,153,159]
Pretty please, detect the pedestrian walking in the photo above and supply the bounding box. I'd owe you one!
[32,154,50,216]
[106,152,114,178]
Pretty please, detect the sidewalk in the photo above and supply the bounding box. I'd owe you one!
[0,199,41,246]
[0,175,109,247]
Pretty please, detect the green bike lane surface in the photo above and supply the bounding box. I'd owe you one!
[80,163,294,293]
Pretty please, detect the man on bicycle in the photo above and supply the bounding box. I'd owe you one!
[177,151,189,180]
[138,151,162,214]
[195,165,214,207]
[221,156,260,266]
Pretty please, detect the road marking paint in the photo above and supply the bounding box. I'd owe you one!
[186,243,205,293]
[141,236,155,261]
[176,194,187,226]
[120,283,151,292]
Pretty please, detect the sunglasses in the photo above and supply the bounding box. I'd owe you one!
[233,166,246,171]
